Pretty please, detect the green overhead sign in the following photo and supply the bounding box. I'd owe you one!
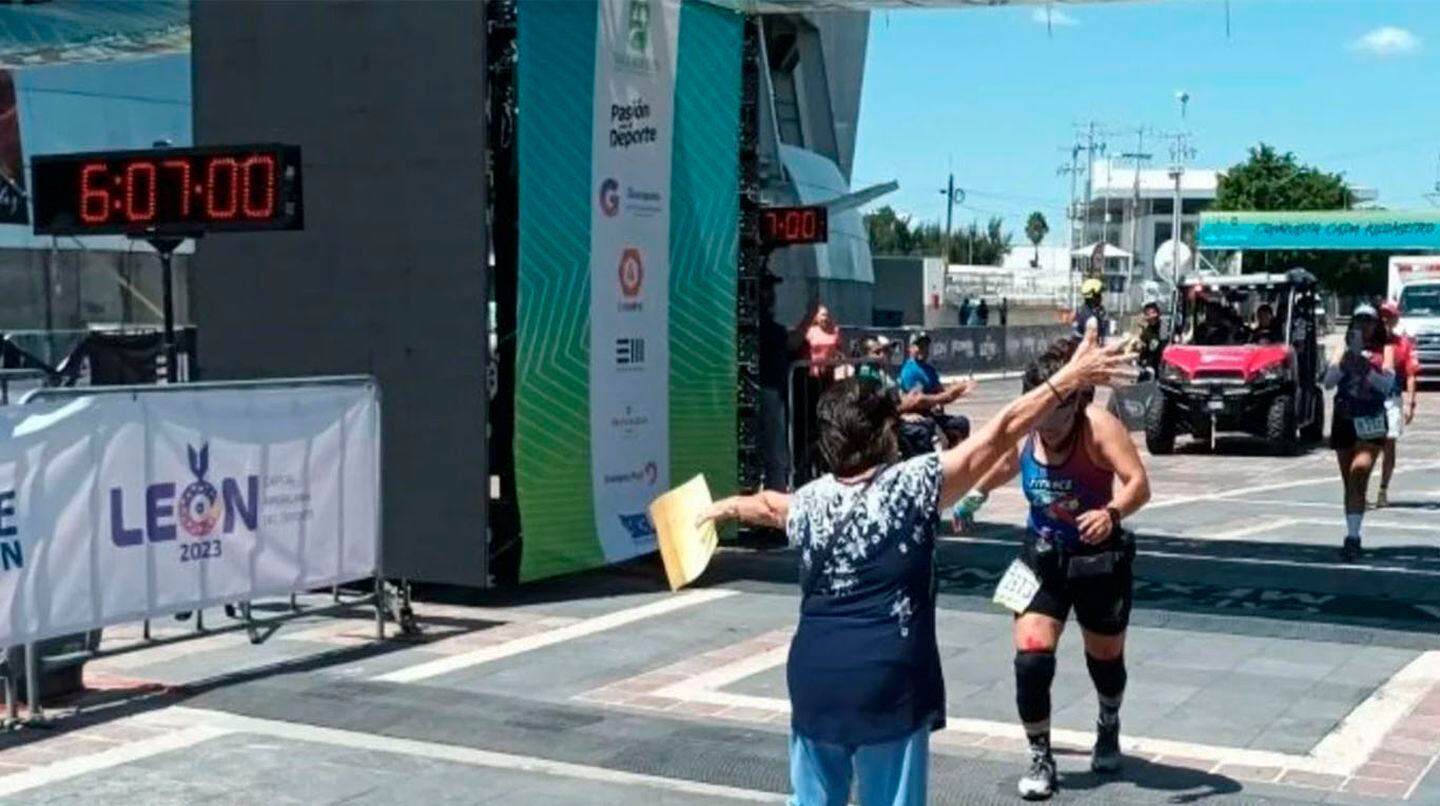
[1198,211,1440,251]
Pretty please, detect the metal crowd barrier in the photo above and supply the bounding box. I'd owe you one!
[845,324,1072,377]
[1,375,414,729]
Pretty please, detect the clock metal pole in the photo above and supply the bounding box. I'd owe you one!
[147,237,187,383]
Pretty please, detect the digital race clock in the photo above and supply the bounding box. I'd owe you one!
[31,144,303,236]
[759,205,828,248]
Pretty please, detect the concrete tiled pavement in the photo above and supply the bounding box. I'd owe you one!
[0,382,1437,804]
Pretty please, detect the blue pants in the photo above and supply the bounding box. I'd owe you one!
[788,727,929,806]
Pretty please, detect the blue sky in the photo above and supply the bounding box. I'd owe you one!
[850,0,1440,245]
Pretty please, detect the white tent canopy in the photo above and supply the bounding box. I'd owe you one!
[1071,242,1133,260]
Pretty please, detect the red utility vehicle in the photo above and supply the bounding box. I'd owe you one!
[1147,270,1324,455]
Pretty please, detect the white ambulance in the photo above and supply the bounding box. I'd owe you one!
[1388,256,1440,379]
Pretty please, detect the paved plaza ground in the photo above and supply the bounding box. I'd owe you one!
[2,380,1438,804]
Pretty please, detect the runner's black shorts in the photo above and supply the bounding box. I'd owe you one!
[1330,408,1385,451]
[1018,531,1135,636]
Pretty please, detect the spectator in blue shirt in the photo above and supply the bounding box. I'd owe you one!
[898,332,973,446]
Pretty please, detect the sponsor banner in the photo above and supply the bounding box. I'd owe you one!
[0,383,379,648]
[587,0,680,562]
[515,0,738,582]
[1199,211,1440,251]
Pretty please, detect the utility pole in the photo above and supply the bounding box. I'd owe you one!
[1119,127,1153,319]
[1071,122,1109,310]
[1057,144,1085,250]
[1074,122,1107,250]
[1166,130,1198,287]
[1057,144,1086,308]
[939,172,964,265]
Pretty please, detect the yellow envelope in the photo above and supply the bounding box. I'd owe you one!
[648,474,719,591]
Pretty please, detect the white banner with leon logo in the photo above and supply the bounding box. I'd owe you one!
[0,382,380,648]
[587,0,680,562]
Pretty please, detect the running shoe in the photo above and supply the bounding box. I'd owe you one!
[1091,718,1122,773]
[1339,537,1362,562]
[1376,488,1389,509]
[1018,747,1058,800]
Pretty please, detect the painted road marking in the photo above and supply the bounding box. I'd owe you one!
[0,725,229,798]
[375,588,738,684]
[1206,517,1300,540]
[1223,498,1344,510]
[1146,461,1440,511]
[1311,651,1440,769]
[650,641,1440,777]
[940,534,1440,578]
[170,707,785,802]
[1291,517,1440,533]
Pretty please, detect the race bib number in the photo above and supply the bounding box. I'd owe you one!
[993,559,1041,614]
[1354,414,1387,441]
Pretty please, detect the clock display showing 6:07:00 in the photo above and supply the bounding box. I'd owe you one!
[30,145,304,236]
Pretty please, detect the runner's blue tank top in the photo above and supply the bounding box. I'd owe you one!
[1021,424,1115,546]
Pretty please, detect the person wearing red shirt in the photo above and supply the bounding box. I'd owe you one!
[1377,301,1420,508]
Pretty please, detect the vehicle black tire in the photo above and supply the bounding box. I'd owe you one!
[1267,394,1299,455]
[1145,396,1177,455]
[1191,415,1214,451]
[1301,389,1325,443]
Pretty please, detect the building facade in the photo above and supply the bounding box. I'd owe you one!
[754,10,875,328]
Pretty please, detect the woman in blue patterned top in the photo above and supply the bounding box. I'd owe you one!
[700,322,1128,805]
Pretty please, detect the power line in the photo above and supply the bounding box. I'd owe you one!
[21,87,190,107]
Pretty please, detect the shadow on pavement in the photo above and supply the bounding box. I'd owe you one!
[1059,759,1243,805]
[705,523,1440,640]
[0,611,509,751]
[1380,500,1440,512]
[1170,434,1327,458]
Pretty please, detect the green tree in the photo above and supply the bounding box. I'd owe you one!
[1212,144,1383,295]
[863,207,1012,265]
[862,205,917,255]
[1024,211,1050,266]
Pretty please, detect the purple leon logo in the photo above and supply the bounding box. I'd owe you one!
[109,443,260,547]
[599,178,620,217]
[179,444,220,537]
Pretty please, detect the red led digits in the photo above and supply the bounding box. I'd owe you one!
[124,161,158,222]
[161,159,193,217]
[205,157,240,219]
[80,163,111,224]
[35,145,299,235]
[241,155,277,219]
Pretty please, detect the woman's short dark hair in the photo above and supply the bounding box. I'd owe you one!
[1022,337,1078,393]
[1348,313,1386,353]
[815,377,900,477]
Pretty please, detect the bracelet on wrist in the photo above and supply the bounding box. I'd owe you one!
[1044,379,1064,403]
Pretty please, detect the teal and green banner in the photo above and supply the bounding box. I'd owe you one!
[1199,210,1440,251]
[515,0,739,582]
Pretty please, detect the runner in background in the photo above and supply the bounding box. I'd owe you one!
[952,338,1151,800]
[1377,301,1419,508]
[1133,301,1165,380]
[1324,305,1394,561]
[1072,279,1107,343]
